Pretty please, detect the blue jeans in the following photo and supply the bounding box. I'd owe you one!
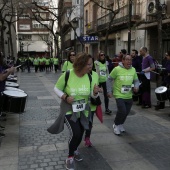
[114,98,133,125]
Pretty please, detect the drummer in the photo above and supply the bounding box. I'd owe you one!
[155,51,170,110]
[0,52,16,137]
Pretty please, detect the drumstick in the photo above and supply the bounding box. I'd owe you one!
[15,65,22,69]
[136,71,160,75]
[151,70,160,75]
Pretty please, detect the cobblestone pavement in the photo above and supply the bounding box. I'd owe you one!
[1,68,170,170]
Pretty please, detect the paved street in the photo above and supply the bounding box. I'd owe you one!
[1,68,170,170]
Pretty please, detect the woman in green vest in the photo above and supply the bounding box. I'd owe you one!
[33,55,40,73]
[53,53,100,170]
[94,51,112,115]
[62,50,76,73]
[53,56,59,73]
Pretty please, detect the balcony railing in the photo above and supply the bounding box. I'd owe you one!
[96,12,141,32]
[86,20,97,34]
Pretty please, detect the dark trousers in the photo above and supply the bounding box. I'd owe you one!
[65,115,84,157]
[99,82,109,110]
[34,65,39,72]
[27,65,30,72]
[39,65,43,72]
[114,98,133,125]
[54,65,58,72]
[140,75,151,107]
[85,111,94,138]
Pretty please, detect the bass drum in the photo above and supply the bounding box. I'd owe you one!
[5,87,24,93]
[3,90,27,113]
[5,81,19,88]
[155,86,168,101]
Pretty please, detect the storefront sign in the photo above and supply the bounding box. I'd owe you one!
[79,36,99,43]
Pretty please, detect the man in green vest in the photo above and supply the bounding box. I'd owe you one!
[53,56,59,73]
[33,55,40,72]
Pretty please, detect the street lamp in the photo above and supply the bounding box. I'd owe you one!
[70,18,79,51]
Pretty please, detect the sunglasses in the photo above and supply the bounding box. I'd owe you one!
[100,54,105,56]
[70,54,75,56]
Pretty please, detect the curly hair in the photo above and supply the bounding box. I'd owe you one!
[73,52,92,72]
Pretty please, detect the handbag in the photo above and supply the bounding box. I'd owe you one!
[90,96,101,106]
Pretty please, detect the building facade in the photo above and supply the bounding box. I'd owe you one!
[58,0,170,62]
[17,0,55,58]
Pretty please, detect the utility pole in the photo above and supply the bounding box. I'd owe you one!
[128,0,132,54]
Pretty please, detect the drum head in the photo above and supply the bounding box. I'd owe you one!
[5,87,24,93]
[3,90,27,97]
[5,81,19,87]
[155,86,167,94]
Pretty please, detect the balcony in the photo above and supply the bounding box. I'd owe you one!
[131,14,141,21]
[97,12,129,32]
[86,21,97,34]
[97,12,141,32]
[97,12,113,31]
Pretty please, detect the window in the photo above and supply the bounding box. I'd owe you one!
[19,13,30,19]
[19,34,32,41]
[19,25,31,30]
[32,21,49,29]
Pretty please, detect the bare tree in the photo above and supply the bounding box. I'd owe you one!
[23,1,60,57]
[90,0,120,54]
[0,0,24,58]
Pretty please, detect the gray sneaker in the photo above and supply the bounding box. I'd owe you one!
[118,124,125,132]
[74,150,83,161]
[66,157,75,170]
[113,124,120,135]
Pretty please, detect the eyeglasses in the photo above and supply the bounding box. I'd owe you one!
[100,54,105,56]
[87,63,93,66]
[70,54,75,56]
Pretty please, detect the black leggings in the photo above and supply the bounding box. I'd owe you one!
[65,115,84,157]
[99,82,109,110]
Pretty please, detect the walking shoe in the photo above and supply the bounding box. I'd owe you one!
[141,105,151,109]
[84,137,93,147]
[105,109,112,115]
[113,124,120,135]
[118,124,125,132]
[66,157,75,170]
[74,150,83,161]
[0,132,5,138]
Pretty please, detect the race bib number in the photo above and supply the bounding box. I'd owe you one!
[72,99,86,112]
[100,70,106,76]
[121,85,131,93]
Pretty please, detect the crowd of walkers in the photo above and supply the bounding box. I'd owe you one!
[16,54,60,73]
[46,47,170,170]
[1,47,170,170]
